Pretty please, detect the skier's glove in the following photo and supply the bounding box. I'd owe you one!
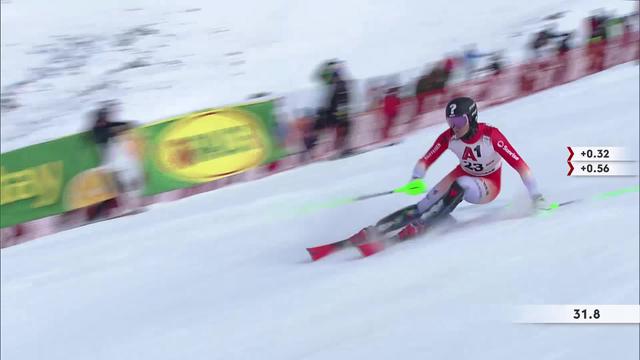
[411,161,426,181]
[399,179,427,196]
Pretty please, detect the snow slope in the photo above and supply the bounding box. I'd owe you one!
[1,0,637,151]
[2,62,638,360]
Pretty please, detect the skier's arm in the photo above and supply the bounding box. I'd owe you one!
[491,128,541,198]
[412,131,450,179]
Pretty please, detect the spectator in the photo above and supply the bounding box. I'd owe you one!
[530,26,572,73]
[588,9,609,42]
[557,32,572,55]
[293,108,319,163]
[473,52,504,102]
[427,63,448,108]
[88,101,144,220]
[314,107,329,131]
[589,40,607,73]
[316,59,352,157]
[413,62,449,120]
[90,101,132,156]
[443,56,456,81]
[519,62,537,95]
[588,14,600,40]
[462,44,493,79]
[530,31,550,58]
[381,87,401,141]
[475,52,505,103]
[414,66,433,118]
[530,25,569,60]
[553,32,573,84]
[487,52,504,76]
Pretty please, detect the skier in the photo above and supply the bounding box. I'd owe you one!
[308,97,545,259]
[385,96,544,239]
[462,44,494,79]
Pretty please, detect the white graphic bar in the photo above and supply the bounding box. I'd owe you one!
[568,161,638,177]
[514,305,640,324]
[568,146,635,162]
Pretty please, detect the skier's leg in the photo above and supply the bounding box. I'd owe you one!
[373,204,420,233]
[414,166,467,213]
[399,169,501,239]
[417,167,501,220]
[373,166,501,238]
[456,174,500,205]
[372,166,464,234]
[416,181,465,225]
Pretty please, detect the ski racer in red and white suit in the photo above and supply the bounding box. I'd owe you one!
[377,97,543,239]
[411,121,540,213]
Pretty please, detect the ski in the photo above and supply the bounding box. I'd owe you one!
[357,236,396,257]
[357,199,580,257]
[310,199,579,260]
[305,241,348,261]
[356,225,419,257]
[306,227,371,261]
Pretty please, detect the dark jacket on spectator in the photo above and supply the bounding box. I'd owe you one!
[429,66,447,90]
[557,33,572,55]
[327,74,350,127]
[487,54,503,75]
[90,106,131,156]
[416,74,432,95]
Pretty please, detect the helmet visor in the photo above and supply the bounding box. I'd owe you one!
[446,114,469,130]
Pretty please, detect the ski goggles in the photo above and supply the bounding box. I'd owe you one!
[446,114,469,130]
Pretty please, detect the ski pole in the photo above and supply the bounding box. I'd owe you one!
[352,191,395,201]
[352,179,427,202]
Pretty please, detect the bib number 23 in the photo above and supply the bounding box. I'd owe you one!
[464,161,484,172]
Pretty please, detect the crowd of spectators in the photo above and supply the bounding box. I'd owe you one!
[87,7,639,182]
[277,7,639,164]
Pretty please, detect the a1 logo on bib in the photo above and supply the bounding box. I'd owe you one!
[462,146,478,161]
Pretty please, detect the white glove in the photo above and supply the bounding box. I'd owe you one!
[411,162,426,180]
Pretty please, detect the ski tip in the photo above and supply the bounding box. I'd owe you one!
[357,241,386,257]
[306,245,336,261]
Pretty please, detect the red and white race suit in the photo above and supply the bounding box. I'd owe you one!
[412,123,540,212]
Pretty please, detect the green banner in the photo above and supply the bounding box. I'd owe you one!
[141,100,284,195]
[0,99,284,227]
[0,133,117,228]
